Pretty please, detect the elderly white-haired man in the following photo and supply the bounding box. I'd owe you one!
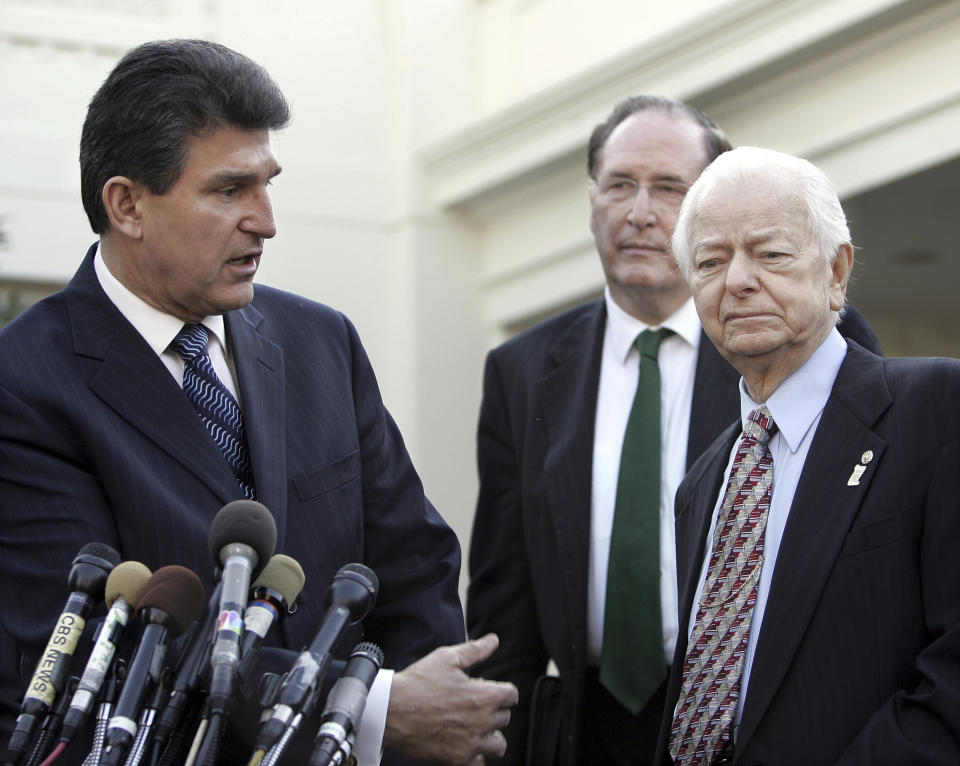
[656,146,960,766]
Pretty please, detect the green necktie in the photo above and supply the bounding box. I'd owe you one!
[600,327,672,714]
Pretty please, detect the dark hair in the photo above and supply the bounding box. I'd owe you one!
[586,95,732,180]
[80,39,291,234]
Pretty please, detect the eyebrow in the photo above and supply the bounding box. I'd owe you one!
[745,229,789,246]
[208,165,283,187]
[602,170,636,181]
[603,170,691,184]
[692,228,791,253]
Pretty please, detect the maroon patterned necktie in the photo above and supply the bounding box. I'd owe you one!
[669,406,776,765]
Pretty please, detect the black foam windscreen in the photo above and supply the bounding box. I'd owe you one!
[136,565,206,638]
[208,500,277,575]
[78,541,122,567]
[69,542,122,600]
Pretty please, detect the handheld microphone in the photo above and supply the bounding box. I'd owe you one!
[6,542,121,764]
[308,642,384,766]
[253,563,378,756]
[237,555,305,685]
[149,581,222,764]
[121,673,170,766]
[206,500,276,716]
[83,658,127,766]
[21,674,76,766]
[99,566,204,766]
[59,560,152,746]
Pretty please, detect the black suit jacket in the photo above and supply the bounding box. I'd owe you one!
[466,299,880,765]
[0,244,464,763]
[655,342,960,765]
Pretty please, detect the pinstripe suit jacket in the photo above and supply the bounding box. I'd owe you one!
[0,244,464,758]
[655,342,960,765]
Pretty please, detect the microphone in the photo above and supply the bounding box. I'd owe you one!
[21,674,76,766]
[308,642,384,766]
[237,554,305,685]
[6,542,121,764]
[83,658,127,766]
[99,566,205,766]
[253,563,378,757]
[148,581,222,765]
[59,560,152,747]
[206,500,276,716]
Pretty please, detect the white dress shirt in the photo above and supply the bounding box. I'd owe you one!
[94,249,239,400]
[684,328,847,735]
[94,248,389,764]
[588,288,701,667]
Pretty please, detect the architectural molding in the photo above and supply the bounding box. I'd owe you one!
[0,0,208,54]
[418,0,942,210]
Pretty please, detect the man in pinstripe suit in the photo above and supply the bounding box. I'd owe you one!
[0,39,515,766]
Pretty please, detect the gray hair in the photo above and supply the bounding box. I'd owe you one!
[587,95,732,180]
[671,146,851,280]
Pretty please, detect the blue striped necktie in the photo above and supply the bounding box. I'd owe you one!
[171,323,256,500]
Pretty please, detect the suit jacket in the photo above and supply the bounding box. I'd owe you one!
[466,298,881,765]
[0,244,464,763]
[655,342,960,766]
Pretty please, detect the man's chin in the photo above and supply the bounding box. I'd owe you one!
[214,285,257,314]
[720,329,785,360]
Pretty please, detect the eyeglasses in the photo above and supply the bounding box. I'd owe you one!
[594,176,691,211]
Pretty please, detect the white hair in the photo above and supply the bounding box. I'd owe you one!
[671,146,852,280]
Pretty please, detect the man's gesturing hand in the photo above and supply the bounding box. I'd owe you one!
[385,633,519,765]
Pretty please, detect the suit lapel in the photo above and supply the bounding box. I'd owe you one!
[687,332,741,468]
[66,249,244,506]
[226,304,287,546]
[675,425,740,617]
[736,344,893,751]
[533,301,605,655]
[660,424,739,762]
[66,246,286,514]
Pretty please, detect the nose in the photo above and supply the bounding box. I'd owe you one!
[242,188,277,239]
[724,251,759,294]
[625,185,655,228]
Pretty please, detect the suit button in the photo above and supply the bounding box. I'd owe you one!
[712,741,735,765]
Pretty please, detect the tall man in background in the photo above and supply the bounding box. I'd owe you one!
[0,39,516,766]
[467,96,880,764]
[659,145,960,765]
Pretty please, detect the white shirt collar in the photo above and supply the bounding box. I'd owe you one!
[739,327,847,452]
[604,286,701,363]
[94,245,229,356]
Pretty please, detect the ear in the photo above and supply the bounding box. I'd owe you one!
[828,242,854,311]
[102,176,145,239]
[588,180,600,236]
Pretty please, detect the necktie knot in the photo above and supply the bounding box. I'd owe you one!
[636,327,673,360]
[171,323,210,362]
[745,405,776,445]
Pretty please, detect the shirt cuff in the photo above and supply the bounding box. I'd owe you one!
[353,667,394,766]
